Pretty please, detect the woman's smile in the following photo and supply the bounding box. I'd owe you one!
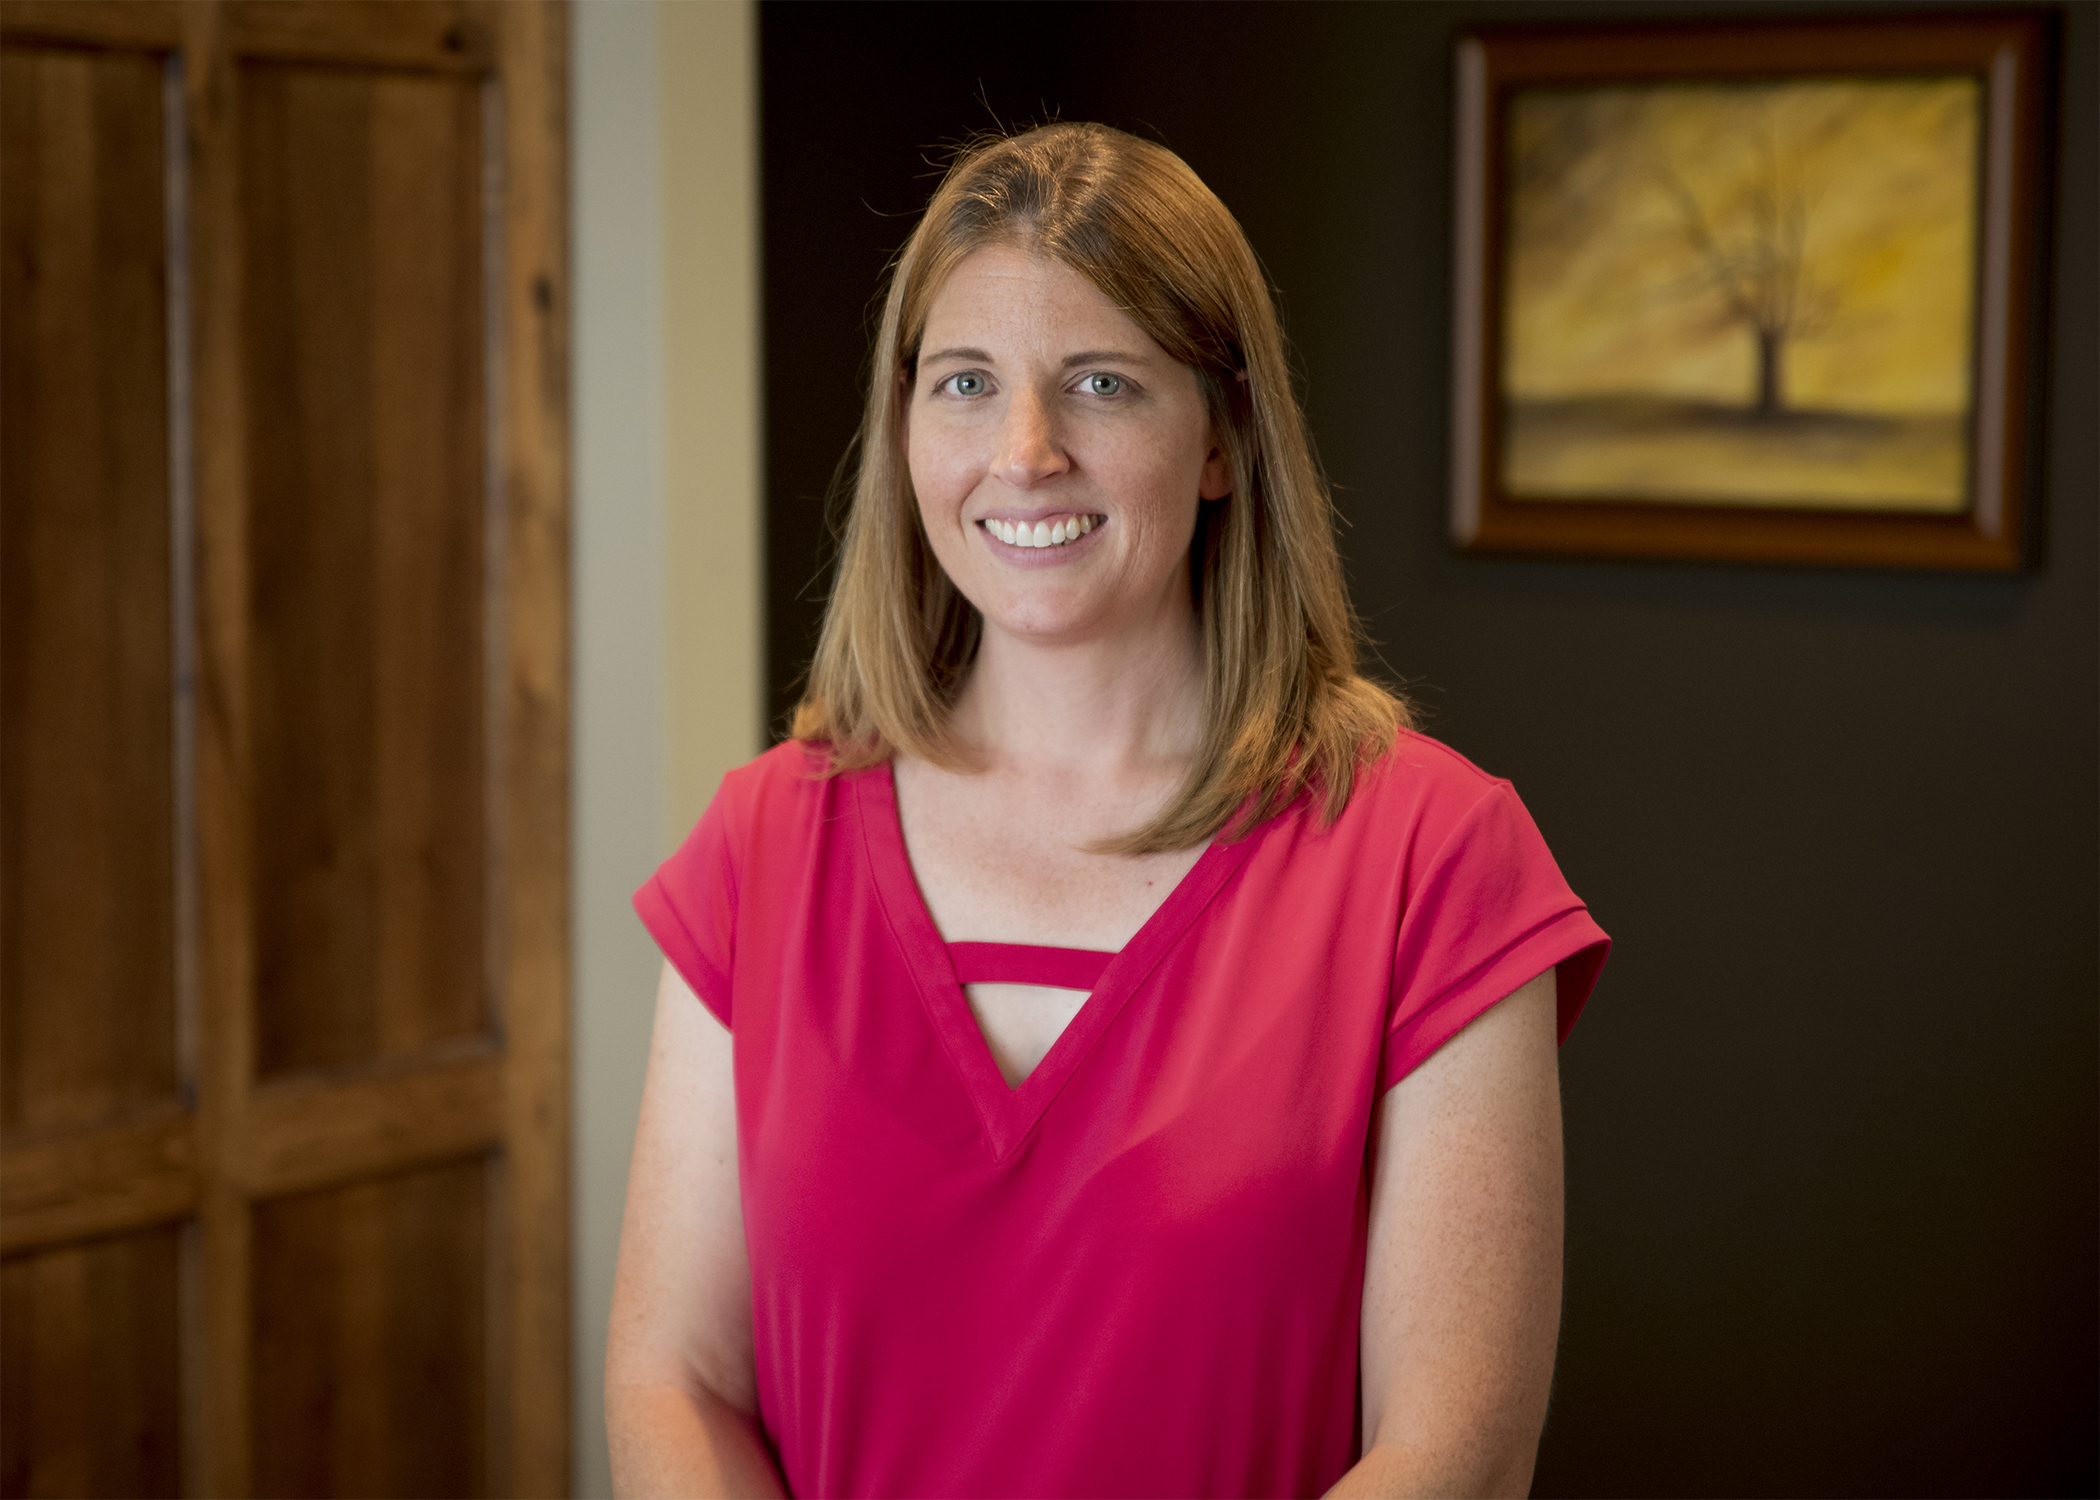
[978,512,1102,554]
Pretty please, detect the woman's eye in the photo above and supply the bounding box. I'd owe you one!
[1083,373,1123,396]
[943,372,987,397]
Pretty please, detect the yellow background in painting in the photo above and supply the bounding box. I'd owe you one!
[1503,78,1980,417]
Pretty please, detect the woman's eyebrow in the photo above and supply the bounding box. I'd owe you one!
[919,345,1154,369]
[1061,349,1148,368]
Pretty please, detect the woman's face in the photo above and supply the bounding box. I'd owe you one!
[906,245,1231,650]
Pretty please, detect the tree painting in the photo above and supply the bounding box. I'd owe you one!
[1653,131,1840,419]
[1500,77,1981,511]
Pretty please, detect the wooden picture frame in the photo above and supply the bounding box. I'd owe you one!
[1449,10,2056,570]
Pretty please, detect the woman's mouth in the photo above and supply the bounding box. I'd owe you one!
[980,513,1101,549]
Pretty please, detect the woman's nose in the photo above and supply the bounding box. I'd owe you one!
[993,388,1068,488]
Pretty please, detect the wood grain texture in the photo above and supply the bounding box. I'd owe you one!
[489,4,571,1492]
[0,1051,500,1253]
[1,1225,184,1499]
[242,1047,501,1198]
[227,0,490,72]
[250,1156,488,1500]
[179,3,258,1490]
[240,58,488,1079]
[0,0,490,68]
[0,6,573,1495]
[0,1107,195,1253]
[0,43,179,1134]
[0,2,181,50]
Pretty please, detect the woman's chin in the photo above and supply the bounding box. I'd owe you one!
[977,612,1105,651]
[974,595,1191,655]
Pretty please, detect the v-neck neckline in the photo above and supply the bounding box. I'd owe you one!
[855,763,1270,1162]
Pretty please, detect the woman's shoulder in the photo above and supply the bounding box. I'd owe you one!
[708,738,893,840]
[660,740,867,892]
[1380,728,1508,781]
[1292,728,1556,872]
[1351,728,1517,817]
[1243,730,1522,864]
[718,737,836,801]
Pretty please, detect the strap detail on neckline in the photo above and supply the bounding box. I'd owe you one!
[948,942,1114,991]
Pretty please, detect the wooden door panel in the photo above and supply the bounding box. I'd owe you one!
[250,1157,488,1500]
[0,1226,185,1499]
[0,4,568,1494]
[0,42,179,1133]
[242,60,487,1080]
[0,3,501,69]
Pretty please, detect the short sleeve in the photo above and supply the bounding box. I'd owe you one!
[1381,782,1609,1090]
[634,777,743,1029]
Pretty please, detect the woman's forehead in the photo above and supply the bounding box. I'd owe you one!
[919,246,1165,362]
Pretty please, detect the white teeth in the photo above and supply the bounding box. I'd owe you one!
[988,515,1098,547]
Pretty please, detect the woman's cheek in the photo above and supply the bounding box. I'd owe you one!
[911,436,973,517]
[906,452,946,525]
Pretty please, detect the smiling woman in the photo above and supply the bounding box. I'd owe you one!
[606,123,1611,1500]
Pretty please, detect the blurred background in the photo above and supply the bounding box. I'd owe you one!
[4,1,2092,1496]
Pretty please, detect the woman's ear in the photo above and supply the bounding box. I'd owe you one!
[1199,439,1232,502]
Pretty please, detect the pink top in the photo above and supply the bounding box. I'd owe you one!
[635,731,1609,1499]
[947,942,1113,989]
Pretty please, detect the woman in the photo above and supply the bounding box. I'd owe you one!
[609,123,1608,1499]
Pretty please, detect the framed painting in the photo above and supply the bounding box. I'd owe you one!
[1449,11,2057,570]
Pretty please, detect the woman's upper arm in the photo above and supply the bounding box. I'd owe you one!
[606,960,757,1415]
[1350,969,1564,1498]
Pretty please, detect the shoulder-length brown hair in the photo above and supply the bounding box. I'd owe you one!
[792,122,1409,854]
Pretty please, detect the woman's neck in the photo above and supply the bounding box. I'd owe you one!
[947,607,1205,785]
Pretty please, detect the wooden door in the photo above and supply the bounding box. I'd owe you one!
[0,3,570,1495]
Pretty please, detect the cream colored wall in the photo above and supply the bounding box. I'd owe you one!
[572,3,760,1495]
[660,0,764,841]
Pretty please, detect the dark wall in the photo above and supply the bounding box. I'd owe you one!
[758,5,2099,1495]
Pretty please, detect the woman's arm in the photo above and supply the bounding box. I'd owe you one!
[1327,969,1564,1499]
[606,962,787,1498]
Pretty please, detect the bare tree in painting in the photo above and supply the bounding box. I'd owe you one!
[1500,77,1980,507]
[1654,112,1842,418]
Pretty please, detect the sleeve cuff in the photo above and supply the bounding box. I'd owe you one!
[1380,906,1609,1091]
[633,875,734,1030]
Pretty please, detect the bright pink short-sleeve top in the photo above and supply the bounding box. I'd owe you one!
[634,731,1608,1499]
